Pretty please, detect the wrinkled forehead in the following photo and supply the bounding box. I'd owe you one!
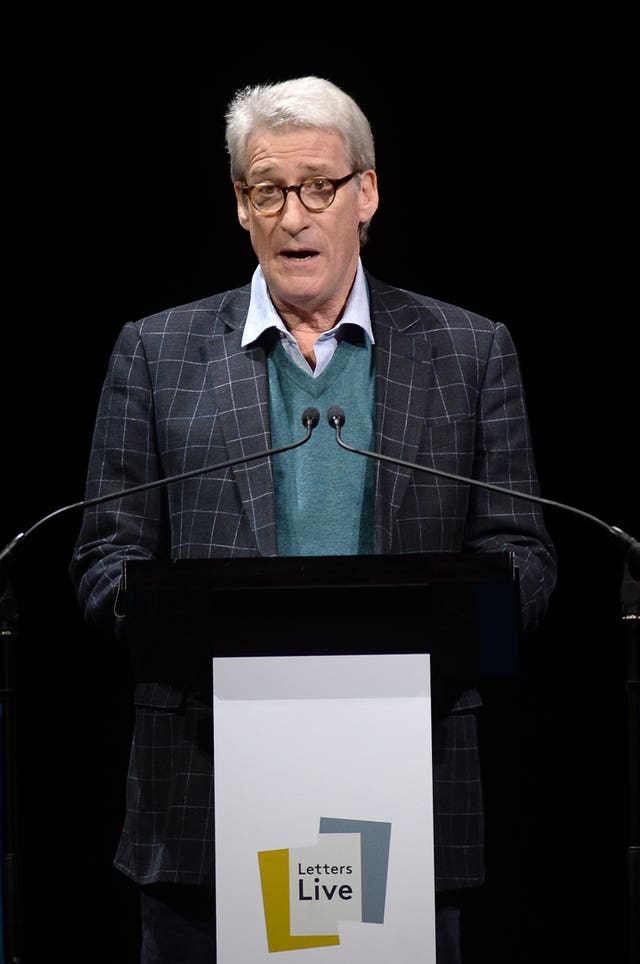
[243,126,349,179]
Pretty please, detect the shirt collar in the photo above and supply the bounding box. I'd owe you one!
[240,259,374,347]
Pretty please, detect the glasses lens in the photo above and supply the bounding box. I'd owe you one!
[250,184,285,213]
[299,177,335,211]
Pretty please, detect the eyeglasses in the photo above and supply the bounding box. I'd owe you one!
[241,171,360,216]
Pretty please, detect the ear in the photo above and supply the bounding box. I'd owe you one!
[234,182,251,232]
[358,170,379,225]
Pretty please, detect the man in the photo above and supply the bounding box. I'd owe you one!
[70,76,557,963]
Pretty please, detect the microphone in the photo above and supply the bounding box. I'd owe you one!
[0,407,321,572]
[326,405,640,580]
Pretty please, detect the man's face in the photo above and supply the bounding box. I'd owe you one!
[234,127,378,322]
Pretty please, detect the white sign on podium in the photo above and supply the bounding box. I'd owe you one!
[213,652,435,962]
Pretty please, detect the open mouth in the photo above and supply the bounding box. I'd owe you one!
[282,250,317,261]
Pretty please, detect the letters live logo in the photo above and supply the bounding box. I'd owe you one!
[258,818,391,953]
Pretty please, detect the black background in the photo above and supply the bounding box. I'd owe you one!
[2,6,638,963]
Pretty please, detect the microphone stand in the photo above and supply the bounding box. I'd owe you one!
[327,405,640,961]
[623,564,640,963]
[0,406,321,964]
[0,582,20,964]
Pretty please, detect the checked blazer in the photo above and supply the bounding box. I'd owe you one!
[70,270,557,892]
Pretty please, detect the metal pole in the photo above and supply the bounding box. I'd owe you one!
[622,562,640,964]
[0,579,22,964]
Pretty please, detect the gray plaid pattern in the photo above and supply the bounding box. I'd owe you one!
[70,272,556,891]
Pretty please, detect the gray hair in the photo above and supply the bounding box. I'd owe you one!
[224,76,376,183]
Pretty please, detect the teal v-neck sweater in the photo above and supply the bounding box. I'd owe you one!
[267,331,375,555]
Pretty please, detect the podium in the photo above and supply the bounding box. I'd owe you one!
[122,552,520,962]
[122,551,521,684]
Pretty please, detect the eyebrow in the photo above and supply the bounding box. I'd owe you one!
[249,165,330,182]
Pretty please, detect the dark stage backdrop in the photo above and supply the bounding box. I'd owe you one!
[3,8,638,964]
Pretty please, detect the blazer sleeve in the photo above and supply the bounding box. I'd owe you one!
[463,320,556,630]
[69,321,169,637]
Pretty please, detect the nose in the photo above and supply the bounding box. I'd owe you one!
[279,187,309,227]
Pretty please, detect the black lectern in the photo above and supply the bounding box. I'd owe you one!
[121,551,521,685]
[121,550,520,962]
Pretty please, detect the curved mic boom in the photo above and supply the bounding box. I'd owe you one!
[0,407,321,572]
[326,405,640,579]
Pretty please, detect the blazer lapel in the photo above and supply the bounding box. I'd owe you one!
[205,321,278,557]
[368,277,435,554]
